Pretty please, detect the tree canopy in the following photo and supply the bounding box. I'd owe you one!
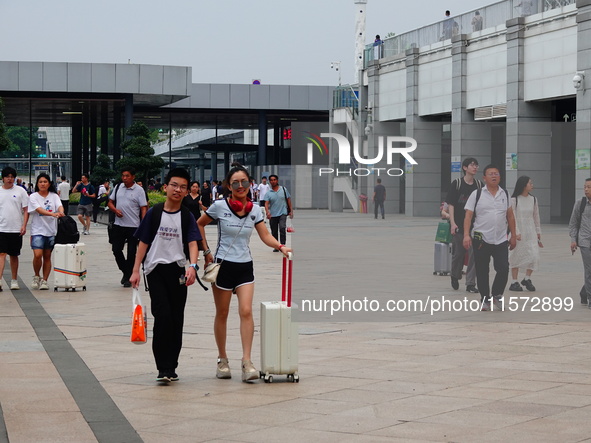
[115,121,164,182]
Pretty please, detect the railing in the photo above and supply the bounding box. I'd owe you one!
[332,85,359,117]
[364,0,576,66]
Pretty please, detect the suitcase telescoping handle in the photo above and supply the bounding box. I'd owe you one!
[281,252,293,307]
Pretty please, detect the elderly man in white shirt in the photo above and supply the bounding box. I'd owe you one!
[463,165,516,311]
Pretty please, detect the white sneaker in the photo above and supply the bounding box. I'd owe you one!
[39,279,49,290]
[31,276,40,290]
[241,359,259,382]
[10,280,20,290]
[216,358,231,379]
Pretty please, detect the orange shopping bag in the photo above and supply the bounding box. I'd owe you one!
[131,288,147,344]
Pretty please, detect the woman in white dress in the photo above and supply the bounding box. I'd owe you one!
[509,176,542,292]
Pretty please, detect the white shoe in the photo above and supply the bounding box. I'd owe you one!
[39,279,49,290]
[10,280,20,290]
[216,358,231,379]
[31,276,40,290]
[241,359,259,382]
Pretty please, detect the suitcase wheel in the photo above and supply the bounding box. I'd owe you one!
[294,375,299,383]
[54,287,57,292]
[264,375,273,383]
[83,286,86,291]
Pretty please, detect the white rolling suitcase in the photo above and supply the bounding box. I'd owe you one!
[433,242,452,276]
[53,243,87,292]
[260,254,299,383]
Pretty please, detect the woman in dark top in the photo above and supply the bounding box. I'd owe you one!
[182,181,202,220]
[201,180,212,209]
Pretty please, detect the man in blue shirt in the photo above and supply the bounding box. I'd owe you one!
[264,175,293,252]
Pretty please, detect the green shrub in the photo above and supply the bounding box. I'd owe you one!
[69,192,81,204]
[147,191,166,207]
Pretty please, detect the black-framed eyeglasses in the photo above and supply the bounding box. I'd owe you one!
[231,180,250,190]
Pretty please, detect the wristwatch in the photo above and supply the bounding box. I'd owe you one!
[189,263,198,271]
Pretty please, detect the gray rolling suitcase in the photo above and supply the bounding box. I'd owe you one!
[433,242,452,276]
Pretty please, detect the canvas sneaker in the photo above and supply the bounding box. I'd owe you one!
[216,358,231,379]
[31,276,41,290]
[10,280,20,290]
[241,359,259,382]
[39,280,49,290]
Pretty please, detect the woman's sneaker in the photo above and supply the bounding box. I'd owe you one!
[521,278,536,292]
[241,359,259,382]
[509,282,523,291]
[31,276,40,290]
[39,280,49,290]
[216,358,231,379]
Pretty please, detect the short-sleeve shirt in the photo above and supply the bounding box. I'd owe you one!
[445,178,482,232]
[28,192,62,236]
[374,184,386,201]
[258,183,270,201]
[109,183,148,228]
[266,186,291,217]
[464,186,510,245]
[135,207,201,275]
[0,185,29,232]
[58,181,70,201]
[206,199,264,263]
[75,183,95,205]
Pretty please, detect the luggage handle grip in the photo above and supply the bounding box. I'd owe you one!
[282,254,293,307]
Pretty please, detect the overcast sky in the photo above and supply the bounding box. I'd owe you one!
[1,0,478,86]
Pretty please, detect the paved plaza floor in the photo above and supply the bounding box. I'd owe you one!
[1,211,590,443]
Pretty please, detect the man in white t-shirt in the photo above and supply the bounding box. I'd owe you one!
[0,167,30,291]
[57,176,70,214]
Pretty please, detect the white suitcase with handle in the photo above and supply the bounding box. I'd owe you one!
[260,254,299,383]
[53,243,87,292]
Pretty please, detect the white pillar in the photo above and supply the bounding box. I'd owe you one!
[354,0,368,83]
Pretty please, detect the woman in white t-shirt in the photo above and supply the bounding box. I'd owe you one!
[197,164,293,382]
[28,173,65,290]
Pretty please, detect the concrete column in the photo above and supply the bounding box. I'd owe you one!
[82,104,89,175]
[405,48,442,216]
[100,102,109,156]
[576,0,591,198]
[90,103,97,173]
[258,111,267,165]
[71,115,82,184]
[451,34,491,182]
[506,17,552,222]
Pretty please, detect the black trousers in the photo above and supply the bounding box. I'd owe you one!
[472,240,509,301]
[110,225,138,280]
[147,263,187,370]
[270,214,287,245]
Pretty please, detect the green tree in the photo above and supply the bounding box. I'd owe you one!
[0,98,10,153]
[90,153,116,186]
[116,121,164,184]
[0,126,39,158]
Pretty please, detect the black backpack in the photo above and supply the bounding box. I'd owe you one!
[55,216,80,244]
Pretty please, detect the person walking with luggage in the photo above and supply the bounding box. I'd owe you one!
[107,167,148,288]
[446,157,481,293]
[508,176,542,292]
[0,167,29,291]
[74,174,96,235]
[130,168,201,383]
[265,174,293,251]
[463,165,516,311]
[92,180,109,226]
[28,173,65,290]
[197,163,292,382]
[569,178,591,307]
[373,178,386,219]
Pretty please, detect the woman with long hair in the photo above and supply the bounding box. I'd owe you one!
[508,175,542,292]
[28,173,65,290]
[197,164,292,382]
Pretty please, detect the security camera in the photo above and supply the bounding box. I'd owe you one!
[573,71,585,90]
